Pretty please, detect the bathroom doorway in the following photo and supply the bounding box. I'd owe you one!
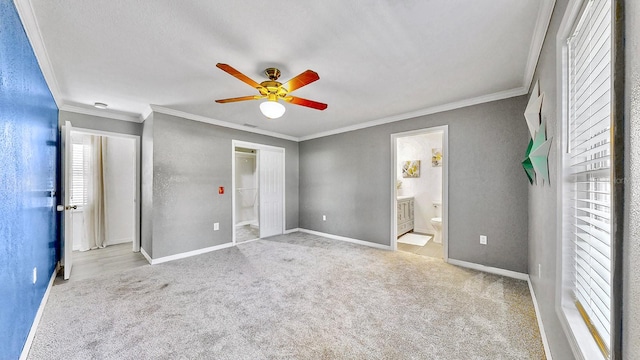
[390,126,448,261]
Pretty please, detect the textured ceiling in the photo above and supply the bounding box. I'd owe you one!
[19,0,553,140]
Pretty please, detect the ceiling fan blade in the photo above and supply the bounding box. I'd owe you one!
[283,96,328,110]
[216,63,264,90]
[283,70,320,92]
[215,95,264,103]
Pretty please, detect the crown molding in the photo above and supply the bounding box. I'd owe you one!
[523,0,557,92]
[15,0,554,141]
[14,0,63,108]
[140,106,153,122]
[299,87,528,141]
[59,104,143,123]
[150,106,300,142]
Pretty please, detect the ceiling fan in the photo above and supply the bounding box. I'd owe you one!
[215,63,327,119]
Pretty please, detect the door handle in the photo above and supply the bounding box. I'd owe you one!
[65,205,78,210]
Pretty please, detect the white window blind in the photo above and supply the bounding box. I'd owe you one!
[566,0,612,355]
[70,138,87,207]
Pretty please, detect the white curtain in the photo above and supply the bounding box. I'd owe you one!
[80,135,108,251]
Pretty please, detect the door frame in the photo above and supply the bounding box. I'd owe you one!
[390,126,449,261]
[231,140,286,245]
[62,125,142,253]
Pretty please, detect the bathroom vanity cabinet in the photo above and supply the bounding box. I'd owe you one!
[397,196,414,237]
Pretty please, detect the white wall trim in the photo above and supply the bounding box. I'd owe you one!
[298,228,392,250]
[140,106,153,122]
[528,277,553,360]
[284,228,300,234]
[300,87,527,141]
[19,269,57,360]
[60,104,142,123]
[523,0,557,91]
[447,258,529,281]
[13,0,63,108]
[235,237,261,245]
[146,242,234,265]
[152,105,299,142]
[140,247,152,264]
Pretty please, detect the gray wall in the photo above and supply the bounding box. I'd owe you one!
[299,96,530,273]
[144,112,299,259]
[525,0,577,358]
[59,110,143,136]
[525,0,640,359]
[525,0,575,358]
[141,113,154,256]
[624,0,639,357]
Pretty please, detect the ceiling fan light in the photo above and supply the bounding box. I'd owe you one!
[259,101,285,119]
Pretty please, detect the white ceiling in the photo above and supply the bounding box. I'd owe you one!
[17,0,554,141]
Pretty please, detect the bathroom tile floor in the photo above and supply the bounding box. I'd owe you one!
[398,233,443,259]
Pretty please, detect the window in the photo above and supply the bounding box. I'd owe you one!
[560,0,613,358]
[70,136,87,207]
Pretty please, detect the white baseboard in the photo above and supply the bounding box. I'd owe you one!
[298,228,392,250]
[446,258,529,281]
[235,237,261,245]
[283,228,300,234]
[20,268,57,360]
[528,277,553,360]
[145,242,234,265]
[140,247,152,264]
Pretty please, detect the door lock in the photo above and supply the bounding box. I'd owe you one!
[65,205,78,210]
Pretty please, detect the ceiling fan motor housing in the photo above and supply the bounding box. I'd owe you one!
[264,67,281,81]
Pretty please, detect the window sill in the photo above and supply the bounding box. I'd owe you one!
[559,301,607,360]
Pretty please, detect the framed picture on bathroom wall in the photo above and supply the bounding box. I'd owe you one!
[432,148,442,167]
[402,160,420,178]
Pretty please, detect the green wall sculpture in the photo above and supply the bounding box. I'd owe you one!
[522,80,553,185]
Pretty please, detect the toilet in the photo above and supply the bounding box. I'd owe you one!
[430,202,443,244]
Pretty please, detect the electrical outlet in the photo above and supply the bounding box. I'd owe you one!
[322,215,326,221]
[32,267,37,284]
[214,222,219,231]
[480,235,487,245]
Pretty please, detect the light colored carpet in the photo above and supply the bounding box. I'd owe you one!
[398,233,432,246]
[28,232,545,359]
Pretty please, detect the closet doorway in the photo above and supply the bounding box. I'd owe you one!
[234,147,259,242]
[232,140,285,244]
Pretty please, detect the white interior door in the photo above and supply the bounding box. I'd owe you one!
[62,121,75,279]
[259,149,284,238]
